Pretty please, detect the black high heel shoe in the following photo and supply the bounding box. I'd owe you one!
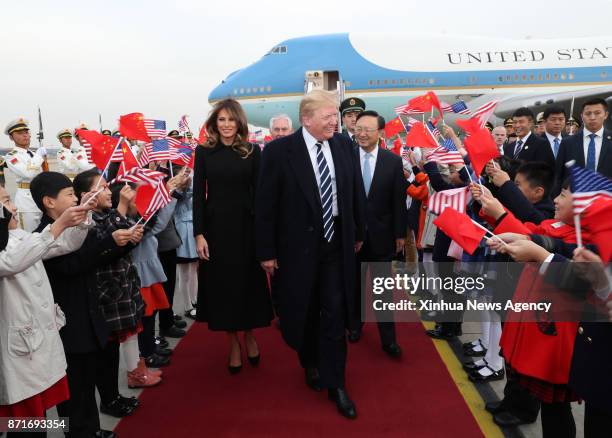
[228,345,242,374]
[247,353,260,367]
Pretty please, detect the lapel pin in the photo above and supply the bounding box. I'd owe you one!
[607,136,611,140]
[524,146,529,150]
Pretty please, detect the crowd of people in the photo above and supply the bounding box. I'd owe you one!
[0,89,611,438]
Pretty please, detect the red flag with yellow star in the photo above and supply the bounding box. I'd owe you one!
[384,117,405,138]
[119,113,151,142]
[407,91,443,117]
[116,140,140,178]
[76,129,120,170]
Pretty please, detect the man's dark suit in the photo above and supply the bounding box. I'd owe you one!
[256,128,365,388]
[503,132,555,169]
[553,129,612,197]
[353,147,407,345]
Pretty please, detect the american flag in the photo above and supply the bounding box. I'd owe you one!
[178,115,190,133]
[137,144,150,167]
[143,183,172,219]
[110,140,124,162]
[567,162,612,214]
[79,139,93,163]
[171,142,194,165]
[147,138,172,161]
[394,103,424,115]
[110,167,166,187]
[441,100,471,115]
[428,144,465,166]
[428,186,471,215]
[427,120,441,138]
[471,100,499,128]
[143,119,166,138]
[404,117,419,133]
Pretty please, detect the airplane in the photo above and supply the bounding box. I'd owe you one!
[208,33,612,129]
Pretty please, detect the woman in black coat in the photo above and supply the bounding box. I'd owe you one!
[193,99,273,373]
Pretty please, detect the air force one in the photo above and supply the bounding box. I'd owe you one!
[208,33,612,128]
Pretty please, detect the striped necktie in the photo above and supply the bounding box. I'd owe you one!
[315,141,334,242]
[513,139,523,159]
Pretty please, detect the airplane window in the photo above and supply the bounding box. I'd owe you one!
[554,73,559,80]
[267,86,272,92]
[522,74,527,81]
[514,74,519,81]
[376,80,380,85]
[569,73,574,80]
[233,89,237,94]
[602,71,608,78]
[530,74,535,81]
[561,74,566,80]
[506,75,511,81]
[498,76,503,82]
[384,79,388,85]
[280,46,287,53]
[538,74,542,81]
[545,73,550,80]
[392,80,396,85]
[429,78,435,84]
[240,88,244,94]
[260,87,264,92]
[247,88,251,93]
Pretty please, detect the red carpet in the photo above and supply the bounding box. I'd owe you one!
[115,322,483,438]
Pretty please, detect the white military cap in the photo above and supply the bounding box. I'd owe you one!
[57,129,73,139]
[4,117,29,136]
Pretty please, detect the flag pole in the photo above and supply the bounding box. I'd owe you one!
[573,214,583,248]
[95,137,122,190]
[470,219,508,246]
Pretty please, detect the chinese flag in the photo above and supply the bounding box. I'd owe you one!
[119,113,151,143]
[390,137,402,156]
[76,129,119,170]
[463,128,500,177]
[117,140,140,178]
[135,184,155,218]
[433,208,487,255]
[408,91,442,116]
[456,117,483,135]
[581,198,612,262]
[404,121,439,148]
[384,117,405,138]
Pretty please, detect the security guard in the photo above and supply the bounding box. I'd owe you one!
[4,118,44,231]
[56,129,92,179]
[168,129,181,140]
[503,117,515,136]
[101,129,112,136]
[339,97,366,143]
[535,112,546,136]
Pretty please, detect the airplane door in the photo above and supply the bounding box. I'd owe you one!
[305,70,342,94]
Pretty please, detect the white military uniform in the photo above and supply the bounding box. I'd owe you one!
[5,147,44,231]
[56,146,91,178]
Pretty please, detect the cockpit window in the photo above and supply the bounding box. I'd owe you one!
[266,45,288,55]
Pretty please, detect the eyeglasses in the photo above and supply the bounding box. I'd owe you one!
[354,127,378,134]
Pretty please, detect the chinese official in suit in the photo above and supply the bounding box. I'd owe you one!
[553,98,612,197]
[347,111,407,359]
[503,107,555,170]
[255,90,366,419]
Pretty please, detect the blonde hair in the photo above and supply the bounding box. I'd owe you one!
[299,90,338,123]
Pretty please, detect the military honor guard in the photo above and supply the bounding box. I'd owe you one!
[56,129,92,179]
[4,118,45,231]
[339,97,365,143]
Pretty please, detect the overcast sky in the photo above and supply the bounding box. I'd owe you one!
[1,0,610,144]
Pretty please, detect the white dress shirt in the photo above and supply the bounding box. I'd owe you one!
[545,132,563,157]
[359,145,379,182]
[303,128,339,216]
[583,127,604,166]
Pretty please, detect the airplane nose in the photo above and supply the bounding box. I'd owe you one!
[208,81,231,102]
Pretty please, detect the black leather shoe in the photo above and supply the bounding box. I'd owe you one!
[382,342,402,359]
[328,388,357,419]
[100,398,133,417]
[347,330,361,343]
[93,430,117,438]
[160,326,186,338]
[174,314,184,322]
[228,363,242,374]
[468,367,505,383]
[464,346,487,357]
[485,400,505,414]
[155,346,173,356]
[493,411,536,427]
[145,353,171,368]
[173,318,187,329]
[247,353,260,367]
[425,327,457,340]
[304,367,322,392]
[117,394,139,409]
[463,359,487,372]
[155,336,169,349]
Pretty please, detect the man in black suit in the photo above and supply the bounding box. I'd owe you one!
[503,107,555,169]
[554,97,612,197]
[347,111,407,358]
[256,90,366,419]
[541,106,567,160]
